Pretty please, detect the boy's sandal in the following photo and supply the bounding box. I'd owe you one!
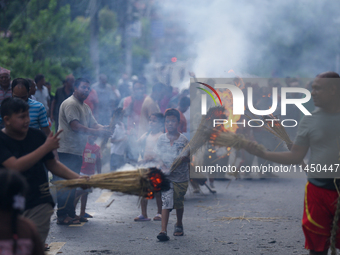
[83,213,93,218]
[153,214,162,221]
[157,232,170,241]
[57,217,81,225]
[134,215,151,221]
[77,217,88,222]
[174,224,184,236]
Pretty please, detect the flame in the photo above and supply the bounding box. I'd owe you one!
[228,69,235,73]
[217,88,241,133]
[146,191,154,199]
[149,173,162,192]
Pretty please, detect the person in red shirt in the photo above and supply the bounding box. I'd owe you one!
[84,88,99,117]
[74,136,101,221]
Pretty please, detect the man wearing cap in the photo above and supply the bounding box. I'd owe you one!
[0,67,12,104]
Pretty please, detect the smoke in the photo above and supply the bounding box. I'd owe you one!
[158,0,340,77]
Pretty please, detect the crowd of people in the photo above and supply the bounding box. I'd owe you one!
[0,66,191,253]
[0,65,340,255]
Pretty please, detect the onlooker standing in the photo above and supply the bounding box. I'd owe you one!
[118,73,132,99]
[55,78,111,225]
[27,78,37,101]
[84,87,99,116]
[74,135,101,221]
[122,81,146,164]
[34,74,50,117]
[134,113,164,222]
[92,74,120,125]
[45,82,54,117]
[110,108,127,171]
[0,67,11,104]
[159,86,173,113]
[10,79,51,136]
[138,83,164,138]
[177,96,190,134]
[51,75,74,132]
[0,67,11,129]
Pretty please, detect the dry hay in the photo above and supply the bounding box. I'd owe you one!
[211,132,266,152]
[52,168,170,198]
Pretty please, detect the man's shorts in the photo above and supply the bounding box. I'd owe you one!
[162,181,188,210]
[302,182,340,251]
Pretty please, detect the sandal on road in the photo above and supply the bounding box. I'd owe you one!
[134,215,151,221]
[57,216,81,225]
[153,214,162,221]
[75,216,88,222]
[157,232,170,241]
[83,213,93,218]
[174,224,184,236]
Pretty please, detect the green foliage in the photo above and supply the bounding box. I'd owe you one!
[0,0,91,92]
[0,0,153,89]
[99,7,118,31]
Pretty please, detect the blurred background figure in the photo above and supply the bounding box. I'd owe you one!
[34,74,50,117]
[118,73,132,99]
[92,74,121,125]
[51,75,75,132]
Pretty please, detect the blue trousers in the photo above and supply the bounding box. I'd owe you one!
[54,153,82,219]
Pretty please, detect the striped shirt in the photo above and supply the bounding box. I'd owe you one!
[27,98,49,129]
[0,99,48,129]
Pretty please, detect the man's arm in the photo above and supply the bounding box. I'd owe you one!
[245,142,309,165]
[1,131,62,172]
[69,120,111,137]
[45,159,80,179]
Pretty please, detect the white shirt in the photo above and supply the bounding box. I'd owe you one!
[110,122,127,155]
[35,86,50,113]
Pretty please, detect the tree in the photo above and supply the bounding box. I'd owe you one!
[0,0,91,90]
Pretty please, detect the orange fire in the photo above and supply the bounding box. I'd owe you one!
[146,191,154,199]
[216,88,241,133]
[149,173,162,192]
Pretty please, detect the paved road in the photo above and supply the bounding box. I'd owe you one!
[46,176,309,255]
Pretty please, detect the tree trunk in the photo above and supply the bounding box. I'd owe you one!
[89,0,100,79]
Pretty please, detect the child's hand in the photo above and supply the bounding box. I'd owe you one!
[44,130,63,151]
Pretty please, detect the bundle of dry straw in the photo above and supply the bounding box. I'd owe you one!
[211,132,266,152]
[53,168,170,199]
[246,113,293,148]
[171,106,265,171]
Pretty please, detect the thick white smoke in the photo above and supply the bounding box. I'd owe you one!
[159,0,340,77]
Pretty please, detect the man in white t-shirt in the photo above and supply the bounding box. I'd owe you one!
[34,74,50,116]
